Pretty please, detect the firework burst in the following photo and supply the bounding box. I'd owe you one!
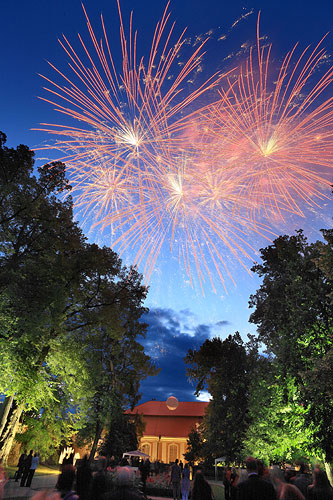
[194,14,333,220]
[35,6,332,292]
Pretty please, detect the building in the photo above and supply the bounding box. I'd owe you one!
[126,400,209,463]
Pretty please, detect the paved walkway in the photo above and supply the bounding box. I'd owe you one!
[4,475,223,500]
[3,476,171,500]
[4,475,224,500]
[3,474,58,499]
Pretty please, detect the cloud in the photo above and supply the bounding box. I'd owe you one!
[215,320,231,327]
[138,308,229,403]
[196,391,211,402]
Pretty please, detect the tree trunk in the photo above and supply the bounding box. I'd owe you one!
[324,459,333,486]
[0,395,14,439]
[0,403,24,465]
[89,420,102,463]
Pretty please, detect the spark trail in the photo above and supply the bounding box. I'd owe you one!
[193,14,333,221]
[36,6,332,292]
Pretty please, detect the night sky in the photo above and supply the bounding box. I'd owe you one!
[1,0,332,403]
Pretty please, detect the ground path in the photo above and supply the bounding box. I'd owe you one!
[3,474,58,499]
[3,473,224,500]
[3,475,171,500]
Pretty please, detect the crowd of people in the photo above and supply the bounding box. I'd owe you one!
[54,458,333,500]
[223,457,333,500]
[3,452,333,500]
[55,456,152,500]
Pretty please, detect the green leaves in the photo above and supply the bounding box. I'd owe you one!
[243,370,313,464]
[249,229,333,464]
[185,333,257,462]
[185,229,332,468]
[0,132,157,462]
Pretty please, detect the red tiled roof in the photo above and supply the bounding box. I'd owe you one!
[126,400,209,417]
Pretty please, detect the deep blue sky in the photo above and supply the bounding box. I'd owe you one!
[1,0,332,403]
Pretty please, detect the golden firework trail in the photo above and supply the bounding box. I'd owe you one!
[35,6,332,292]
[194,14,333,221]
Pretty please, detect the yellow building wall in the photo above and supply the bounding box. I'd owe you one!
[139,435,188,463]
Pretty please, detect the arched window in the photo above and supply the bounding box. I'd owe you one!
[169,444,178,463]
[141,443,150,457]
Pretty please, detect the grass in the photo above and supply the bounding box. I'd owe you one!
[211,483,225,500]
[6,464,60,478]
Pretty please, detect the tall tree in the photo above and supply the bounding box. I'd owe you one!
[242,360,312,465]
[0,133,156,463]
[249,230,333,477]
[0,132,84,460]
[185,333,257,463]
[249,230,332,377]
[67,294,158,460]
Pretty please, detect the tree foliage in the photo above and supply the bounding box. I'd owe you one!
[15,401,75,462]
[185,333,258,463]
[99,412,144,461]
[249,230,332,377]
[249,230,333,464]
[184,426,205,464]
[243,363,313,464]
[185,230,332,470]
[0,133,156,463]
[68,308,158,460]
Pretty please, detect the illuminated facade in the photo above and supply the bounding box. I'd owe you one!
[127,400,209,463]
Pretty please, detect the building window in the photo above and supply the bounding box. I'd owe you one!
[141,443,150,457]
[169,444,178,463]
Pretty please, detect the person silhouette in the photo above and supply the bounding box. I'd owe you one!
[171,459,181,500]
[26,452,39,487]
[237,457,276,500]
[15,450,27,481]
[20,450,33,487]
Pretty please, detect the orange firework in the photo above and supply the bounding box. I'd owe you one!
[193,14,333,221]
[35,3,278,293]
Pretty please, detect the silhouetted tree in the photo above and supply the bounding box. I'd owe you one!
[185,333,258,463]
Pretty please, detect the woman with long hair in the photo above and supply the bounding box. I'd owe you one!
[181,463,190,500]
[192,470,215,500]
[308,468,333,500]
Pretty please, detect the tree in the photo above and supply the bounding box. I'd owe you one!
[99,412,144,461]
[184,426,205,464]
[242,360,313,465]
[0,133,156,463]
[300,348,333,481]
[15,399,76,462]
[249,230,333,477]
[185,333,258,463]
[69,300,158,460]
[249,230,332,377]
[314,229,332,305]
[0,132,84,461]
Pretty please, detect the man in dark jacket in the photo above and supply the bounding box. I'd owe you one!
[20,450,33,487]
[292,462,312,499]
[238,457,276,500]
[139,458,150,493]
[15,450,27,481]
[171,459,181,500]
